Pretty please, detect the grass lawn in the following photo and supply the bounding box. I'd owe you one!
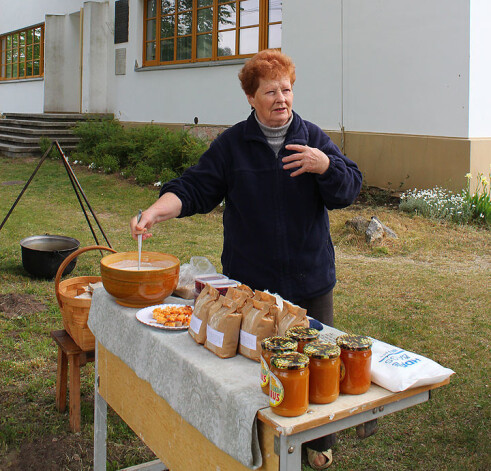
[0,156,490,470]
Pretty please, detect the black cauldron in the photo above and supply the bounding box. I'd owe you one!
[20,235,81,279]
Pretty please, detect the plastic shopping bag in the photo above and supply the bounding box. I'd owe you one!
[174,256,217,299]
[370,339,455,392]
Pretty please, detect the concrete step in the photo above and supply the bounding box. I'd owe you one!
[3,112,112,121]
[0,141,77,158]
[0,133,79,145]
[0,125,76,136]
[0,118,80,128]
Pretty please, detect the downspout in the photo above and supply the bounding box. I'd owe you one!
[79,7,84,113]
[340,0,345,154]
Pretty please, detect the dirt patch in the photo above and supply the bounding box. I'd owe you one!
[0,293,47,318]
[1,435,94,471]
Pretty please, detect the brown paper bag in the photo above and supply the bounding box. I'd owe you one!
[277,301,309,336]
[188,284,219,344]
[205,296,241,358]
[225,286,251,312]
[236,284,254,297]
[253,289,277,305]
[239,298,278,362]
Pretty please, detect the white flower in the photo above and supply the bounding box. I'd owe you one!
[154,181,162,187]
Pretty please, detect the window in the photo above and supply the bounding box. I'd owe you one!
[0,24,44,81]
[143,0,282,66]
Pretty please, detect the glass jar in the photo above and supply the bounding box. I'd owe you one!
[285,326,320,353]
[304,342,343,404]
[336,334,372,395]
[269,352,310,417]
[260,336,298,395]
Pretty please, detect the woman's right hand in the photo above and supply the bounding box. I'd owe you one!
[129,192,183,241]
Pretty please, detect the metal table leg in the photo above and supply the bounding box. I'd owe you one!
[94,342,107,471]
[278,390,431,470]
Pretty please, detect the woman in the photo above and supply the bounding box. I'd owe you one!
[131,49,362,470]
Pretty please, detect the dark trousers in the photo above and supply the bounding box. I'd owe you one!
[298,290,336,453]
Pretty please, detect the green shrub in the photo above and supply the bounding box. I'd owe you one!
[39,137,58,159]
[73,119,209,185]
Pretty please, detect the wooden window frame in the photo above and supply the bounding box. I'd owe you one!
[142,0,281,67]
[0,24,45,81]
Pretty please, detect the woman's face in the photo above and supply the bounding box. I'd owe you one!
[247,76,293,127]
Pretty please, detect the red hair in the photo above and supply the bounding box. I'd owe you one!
[238,49,296,96]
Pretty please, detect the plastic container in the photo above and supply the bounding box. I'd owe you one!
[304,342,343,404]
[269,352,310,417]
[336,334,373,395]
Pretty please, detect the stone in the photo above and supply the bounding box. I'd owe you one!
[345,216,370,233]
[365,217,384,243]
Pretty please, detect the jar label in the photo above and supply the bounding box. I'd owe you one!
[269,372,284,407]
[260,355,269,387]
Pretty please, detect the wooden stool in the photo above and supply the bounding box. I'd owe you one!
[50,329,95,432]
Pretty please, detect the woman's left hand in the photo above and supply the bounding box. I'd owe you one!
[282,144,330,177]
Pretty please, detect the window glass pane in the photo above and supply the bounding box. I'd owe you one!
[12,34,18,48]
[219,4,236,30]
[147,0,157,17]
[6,50,12,63]
[268,23,281,49]
[33,43,40,59]
[240,0,259,27]
[27,45,32,60]
[19,32,25,46]
[12,49,18,62]
[176,36,191,60]
[178,0,192,11]
[197,7,213,33]
[13,64,18,78]
[7,35,12,48]
[33,60,40,75]
[161,15,175,38]
[218,0,230,4]
[146,19,156,40]
[197,33,212,58]
[6,64,12,78]
[218,30,235,56]
[198,0,213,6]
[19,61,25,77]
[239,26,258,54]
[19,47,25,61]
[161,0,175,15]
[178,12,192,35]
[26,29,33,43]
[161,38,174,61]
[146,41,156,60]
[269,0,282,23]
[34,28,41,43]
[27,61,32,76]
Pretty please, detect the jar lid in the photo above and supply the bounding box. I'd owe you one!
[285,326,320,341]
[271,352,309,370]
[261,336,298,353]
[304,342,341,359]
[336,334,372,351]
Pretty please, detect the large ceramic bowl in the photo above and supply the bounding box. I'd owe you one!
[100,251,180,308]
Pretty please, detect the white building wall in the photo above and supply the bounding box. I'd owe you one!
[281,0,343,131]
[468,0,491,138]
[341,0,470,138]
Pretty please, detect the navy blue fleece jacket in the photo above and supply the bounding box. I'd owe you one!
[161,111,362,303]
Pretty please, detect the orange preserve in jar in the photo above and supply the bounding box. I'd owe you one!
[260,336,298,395]
[285,326,320,353]
[304,342,343,404]
[269,352,310,417]
[336,334,372,395]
